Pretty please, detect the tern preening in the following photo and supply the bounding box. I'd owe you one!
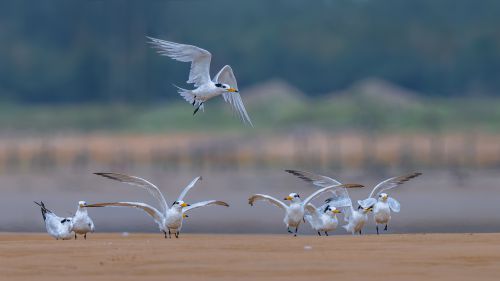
[87,173,229,238]
[148,37,253,126]
[285,170,369,235]
[34,201,74,240]
[248,182,363,236]
[357,172,422,234]
[71,201,95,240]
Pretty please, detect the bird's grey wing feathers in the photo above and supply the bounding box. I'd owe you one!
[183,200,229,213]
[94,172,169,213]
[148,37,212,87]
[368,172,422,198]
[214,65,253,126]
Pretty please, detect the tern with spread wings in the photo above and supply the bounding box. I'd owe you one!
[285,170,369,235]
[87,173,229,238]
[147,37,253,126]
[357,172,422,234]
[248,172,363,236]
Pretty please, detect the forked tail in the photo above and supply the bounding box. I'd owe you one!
[34,201,51,221]
[173,84,204,115]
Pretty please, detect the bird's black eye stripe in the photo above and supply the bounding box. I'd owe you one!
[215,83,222,87]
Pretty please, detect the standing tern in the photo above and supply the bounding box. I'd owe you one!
[71,201,95,240]
[304,203,341,236]
[34,201,74,240]
[357,172,422,234]
[87,173,229,238]
[148,37,253,126]
[285,170,369,235]
[248,183,363,236]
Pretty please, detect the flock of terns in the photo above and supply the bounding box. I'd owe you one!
[34,37,422,239]
[35,170,421,239]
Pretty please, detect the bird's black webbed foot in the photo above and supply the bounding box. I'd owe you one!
[325,232,329,236]
[317,231,321,236]
[384,224,388,231]
[287,227,293,234]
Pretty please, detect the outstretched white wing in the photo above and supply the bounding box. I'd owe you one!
[213,65,253,126]
[183,200,229,213]
[357,197,377,209]
[368,172,422,198]
[94,172,169,214]
[147,37,212,87]
[248,194,288,210]
[387,198,401,213]
[86,202,164,225]
[177,176,202,202]
[303,184,364,206]
[304,203,319,215]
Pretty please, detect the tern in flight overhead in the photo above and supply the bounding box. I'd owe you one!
[357,172,422,234]
[87,173,229,238]
[147,37,253,126]
[34,201,74,240]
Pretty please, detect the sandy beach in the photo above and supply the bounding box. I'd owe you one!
[1,233,500,281]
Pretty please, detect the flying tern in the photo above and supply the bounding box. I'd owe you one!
[148,37,253,126]
[34,201,74,240]
[357,172,422,234]
[71,201,95,240]
[87,173,229,238]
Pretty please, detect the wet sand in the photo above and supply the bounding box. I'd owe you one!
[1,233,500,280]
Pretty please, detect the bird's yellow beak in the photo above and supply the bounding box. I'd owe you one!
[333,209,341,214]
[182,213,188,218]
[284,196,293,201]
[181,202,189,207]
[227,88,238,93]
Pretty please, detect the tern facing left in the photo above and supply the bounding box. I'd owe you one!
[71,201,95,240]
[248,183,363,236]
[357,172,422,234]
[34,201,74,240]
[148,37,253,126]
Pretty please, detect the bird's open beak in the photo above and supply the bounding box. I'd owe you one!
[181,202,189,207]
[284,196,293,201]
[227,88,238,93]
[333,209,341,214]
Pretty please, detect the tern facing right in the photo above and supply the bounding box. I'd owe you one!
[147,37,253,126]
[34,201,74,240]
[87,173,229,238]
[71,201,95,240]
[304,203,341,236]
[357,172,422,234]
[248,183,363,236]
